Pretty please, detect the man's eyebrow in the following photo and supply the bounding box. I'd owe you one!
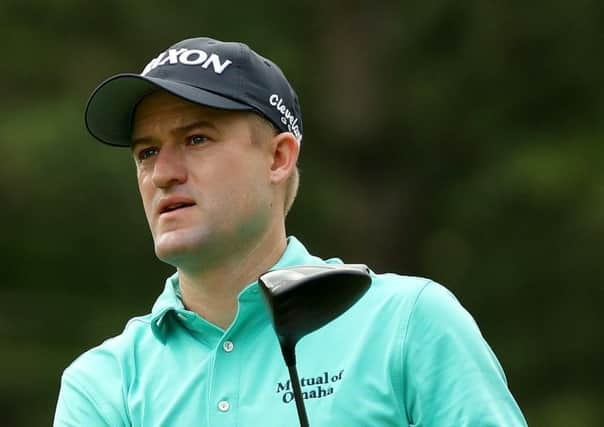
[175,120,218,134]
[131,136,151,150]
[131,120,218,149]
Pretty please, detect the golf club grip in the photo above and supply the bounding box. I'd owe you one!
[287,364,310,427]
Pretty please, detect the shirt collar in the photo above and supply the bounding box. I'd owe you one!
[149,236,326,340]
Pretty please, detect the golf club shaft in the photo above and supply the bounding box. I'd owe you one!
[287,363,310,427]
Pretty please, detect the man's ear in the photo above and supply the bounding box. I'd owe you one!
[269,132,299,184]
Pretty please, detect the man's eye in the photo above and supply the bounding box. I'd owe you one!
[188,135,208,145]
[137,147,158,161]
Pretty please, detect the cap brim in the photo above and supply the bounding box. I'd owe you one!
[85,73,253,147]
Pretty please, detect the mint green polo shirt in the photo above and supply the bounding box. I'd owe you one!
[54,237,527,426]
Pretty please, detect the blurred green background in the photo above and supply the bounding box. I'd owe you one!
[2,1,603,425]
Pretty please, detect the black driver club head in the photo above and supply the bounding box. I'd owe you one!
[258,264,371,355]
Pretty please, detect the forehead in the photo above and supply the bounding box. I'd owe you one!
[131,90,275,143]
[133,91,233,127]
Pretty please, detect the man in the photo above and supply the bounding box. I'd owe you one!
[54,37,527,426]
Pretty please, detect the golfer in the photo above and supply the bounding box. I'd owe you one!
[54,37,527,426]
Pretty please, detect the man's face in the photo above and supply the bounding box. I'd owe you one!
[131,91,276,269]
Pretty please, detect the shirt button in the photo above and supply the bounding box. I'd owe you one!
[218,400,230,412]
[222,341,234,352]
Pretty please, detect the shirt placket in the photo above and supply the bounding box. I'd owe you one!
[208,332,241,427]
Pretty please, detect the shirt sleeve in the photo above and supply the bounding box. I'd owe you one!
[53,348,130,427]
[401,281,527,427]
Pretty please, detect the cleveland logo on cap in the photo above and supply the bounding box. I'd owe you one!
[269,94,302,141]
[141,48,233,76]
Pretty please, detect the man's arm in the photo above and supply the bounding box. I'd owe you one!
[402,281,527,426]
[54,348,130,427]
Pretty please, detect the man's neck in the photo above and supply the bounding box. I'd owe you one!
[176,228,287,330]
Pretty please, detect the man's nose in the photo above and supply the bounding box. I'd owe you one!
[151,144,187,188]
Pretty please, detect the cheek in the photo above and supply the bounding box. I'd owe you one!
[228,158,270,192]
[137,174,156,220]
[204,160,270,211]
[201,151,260,189]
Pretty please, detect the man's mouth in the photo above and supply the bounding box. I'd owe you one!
[158,198,196,215]
[161,203,194,213]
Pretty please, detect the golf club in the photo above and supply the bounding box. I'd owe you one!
[258,264,372,427]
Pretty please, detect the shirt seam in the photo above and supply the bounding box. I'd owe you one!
[62,370,120,426]
[398,278,433,426]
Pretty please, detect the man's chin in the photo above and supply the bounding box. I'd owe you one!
[153,231,206,265]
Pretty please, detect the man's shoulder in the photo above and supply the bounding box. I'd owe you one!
[62,312,156,380]
[345,270,432,322]
[360,270,467,323]
[368,271,433,299]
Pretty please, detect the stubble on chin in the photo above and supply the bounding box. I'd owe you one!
[153,228,209,266]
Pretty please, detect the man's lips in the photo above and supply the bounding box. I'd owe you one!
[157,196,196,216]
